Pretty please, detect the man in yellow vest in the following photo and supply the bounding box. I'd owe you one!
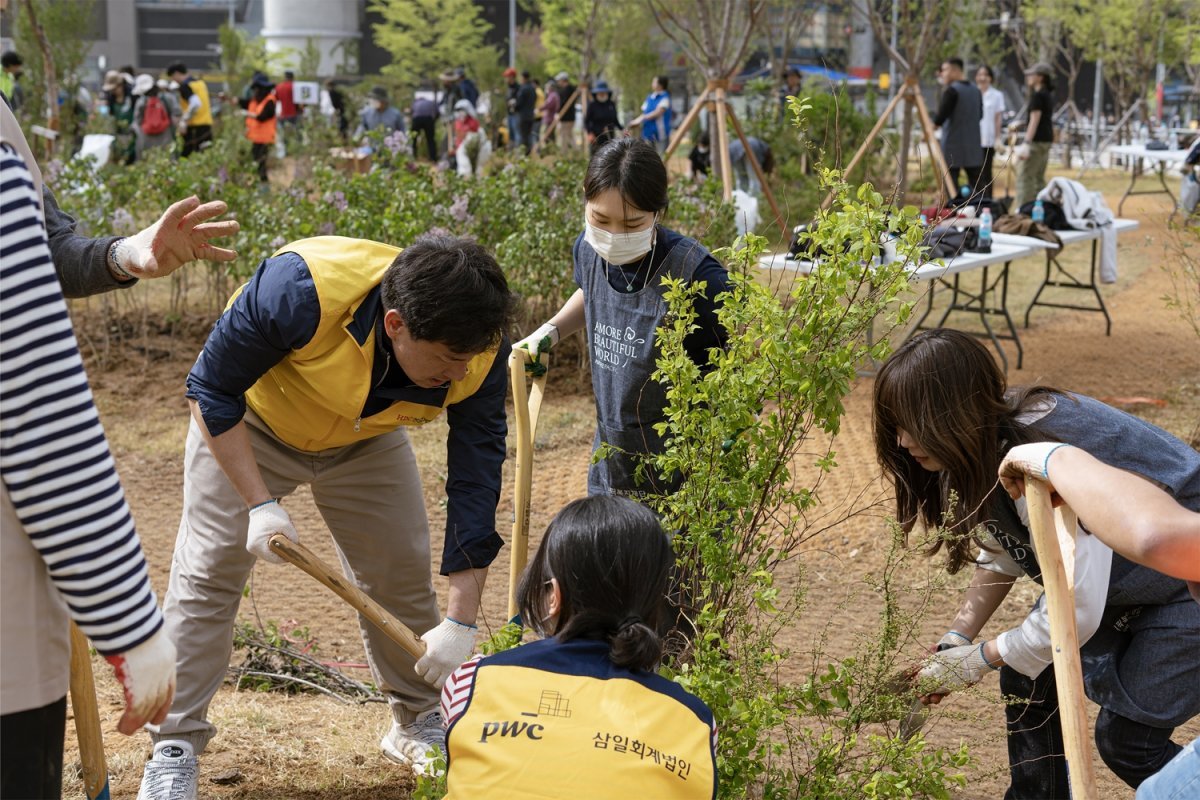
[0,51,24,110]
[166,62,212,157]
[135,234,515,800]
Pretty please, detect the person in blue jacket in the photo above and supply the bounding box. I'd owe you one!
[134,234,515,799]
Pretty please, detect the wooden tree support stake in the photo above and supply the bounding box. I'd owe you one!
[663,79,788,238]
[821,78,956,211]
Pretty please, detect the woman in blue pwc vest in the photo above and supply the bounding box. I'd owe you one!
[441,495,717,798]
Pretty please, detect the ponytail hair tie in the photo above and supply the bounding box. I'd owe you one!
[617,615,643,632]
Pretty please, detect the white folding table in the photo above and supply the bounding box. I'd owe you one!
[760,240,1041,371]
[1107,145,1190,216]
[1013,219,1141,335]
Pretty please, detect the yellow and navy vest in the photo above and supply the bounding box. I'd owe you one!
[184,77,213,127]
[229,236,497,451]
[446,638,716,799]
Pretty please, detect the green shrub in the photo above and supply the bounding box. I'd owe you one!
[51,119,732,343]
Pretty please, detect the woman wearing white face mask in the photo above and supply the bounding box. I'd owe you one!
[515,138,730,497]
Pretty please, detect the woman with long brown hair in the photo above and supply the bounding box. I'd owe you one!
[873,329,1200,798]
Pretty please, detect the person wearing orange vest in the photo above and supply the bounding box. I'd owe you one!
[236,72,276,186]
[442,496,719,799]
[134,234,515,799]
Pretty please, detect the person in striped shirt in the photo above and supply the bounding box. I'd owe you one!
[441,496,718,798]
[0,141,176,797]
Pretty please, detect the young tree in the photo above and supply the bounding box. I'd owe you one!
[647,0,765,83]
[11,0,96,150]
[761,0,819,87]
[1088,0,1183,125]
[529,0,614,85]
[647,0,767,192]
[944,0,1011,75]
[605,4,666,119]
[853,0,958,196]
[369,0,493,88]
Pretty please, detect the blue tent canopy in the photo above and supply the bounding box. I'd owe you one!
[735,62,867,87]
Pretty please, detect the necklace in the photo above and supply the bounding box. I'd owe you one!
[614,232,658,292]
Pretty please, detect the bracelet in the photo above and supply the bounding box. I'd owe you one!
[107,237,133,281]
[249,498,278,511]
[446,616,478,630]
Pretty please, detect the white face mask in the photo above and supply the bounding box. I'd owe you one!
[584,215,657,265]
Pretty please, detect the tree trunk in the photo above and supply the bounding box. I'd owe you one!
[22,0,59,156]
[1064,65,1081,169]
[898,95,914,199]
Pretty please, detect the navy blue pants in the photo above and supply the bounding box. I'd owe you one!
[1002,663,1181,798]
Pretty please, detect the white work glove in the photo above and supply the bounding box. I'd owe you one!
[917,643,998,696]
[104,626,176,735]
[513,322,559,377]
[999,442,1073,501]
[246,500,298,564]
[176,121,188,136]
[1014,143,1031,161]
[917,631,975,706]
[117,195,240,280]
[937,630,973,649]
[415,618,477,689]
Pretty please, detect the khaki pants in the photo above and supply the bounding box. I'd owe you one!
[1014,141,1052,210]
[148,413,440,753]
[557,120,575,149]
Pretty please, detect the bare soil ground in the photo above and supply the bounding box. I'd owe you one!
[61,173,1198,799]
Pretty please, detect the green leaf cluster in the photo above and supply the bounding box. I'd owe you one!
[623,98,970,796]
[369,0,493,88]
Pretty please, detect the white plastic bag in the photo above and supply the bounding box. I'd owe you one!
[1180,172,1199,215]
[733,189,760,235]
[77,134,114,170]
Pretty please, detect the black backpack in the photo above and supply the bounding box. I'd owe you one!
[919,225,979,259]
[1017,199,1070,230]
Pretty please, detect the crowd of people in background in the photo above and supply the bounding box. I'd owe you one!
[0,49,689,189]
[3,45,1153,211]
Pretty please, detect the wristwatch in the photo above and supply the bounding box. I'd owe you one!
[106,237,134,281]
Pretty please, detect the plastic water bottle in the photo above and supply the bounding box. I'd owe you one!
[920,213,929,226]
[1031,199,1045,224]
[977,208,992,252]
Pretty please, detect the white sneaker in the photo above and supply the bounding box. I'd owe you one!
[137,739,199,800]
[380,709,446,774]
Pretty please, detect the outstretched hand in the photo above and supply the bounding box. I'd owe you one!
[122,195,240,279]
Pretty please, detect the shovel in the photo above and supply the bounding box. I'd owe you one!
[507,348,549,620]
[268,534,426,660]
[1022,477,1098,800]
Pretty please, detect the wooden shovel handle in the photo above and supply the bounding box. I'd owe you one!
[1024,478,1099,800]
[69,622,111,800]
[268,535,426,660]
[507,348,549,620]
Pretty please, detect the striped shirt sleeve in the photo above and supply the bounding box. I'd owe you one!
[0,144,164,655]
[440,655,482,726]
